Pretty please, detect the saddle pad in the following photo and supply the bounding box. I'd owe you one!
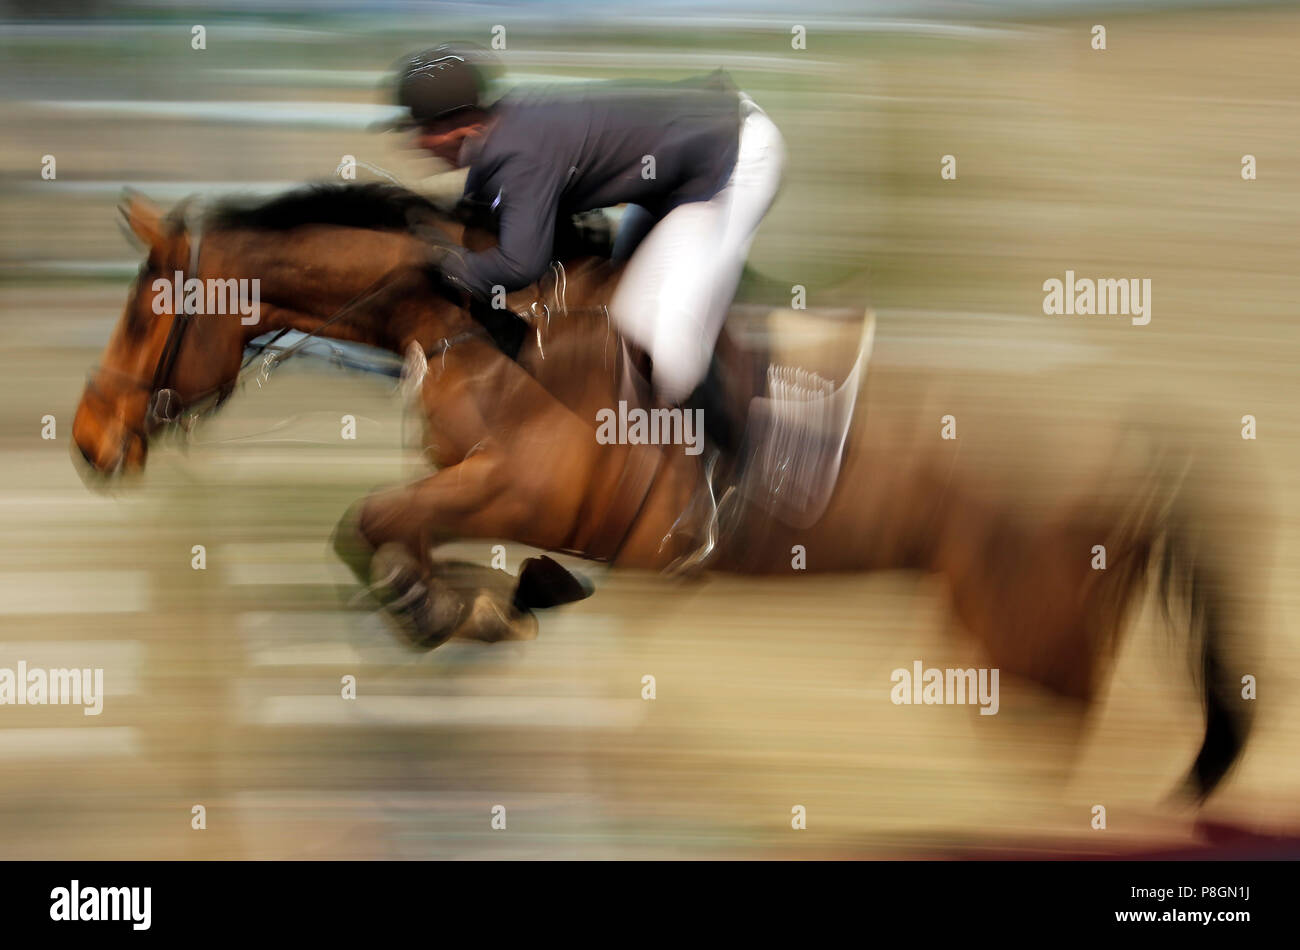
[736,310,875,529]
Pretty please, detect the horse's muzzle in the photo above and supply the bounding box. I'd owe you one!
[71,423,147,480]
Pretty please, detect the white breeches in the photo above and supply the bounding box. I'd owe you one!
[609,95,786,404]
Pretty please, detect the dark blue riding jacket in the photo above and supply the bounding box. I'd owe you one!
[441,73,743,297]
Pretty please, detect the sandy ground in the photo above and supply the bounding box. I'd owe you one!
[0,9,1297,858]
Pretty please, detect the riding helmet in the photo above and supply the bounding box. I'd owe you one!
[393,43,502,126]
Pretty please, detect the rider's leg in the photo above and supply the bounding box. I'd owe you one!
[704,97,786,330]
[611,199,723,405]
[685,99,787,457]
[609,95,785,407]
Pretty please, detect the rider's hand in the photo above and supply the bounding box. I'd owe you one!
[418,243,476,302]
[420,241,461,272]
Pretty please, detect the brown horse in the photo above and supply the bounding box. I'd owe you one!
[72,183,1258,801]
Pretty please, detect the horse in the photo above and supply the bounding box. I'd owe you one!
[71,182,1259,802]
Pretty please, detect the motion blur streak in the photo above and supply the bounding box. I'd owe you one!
[0,1,1297,858]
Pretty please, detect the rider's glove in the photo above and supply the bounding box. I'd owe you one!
[419,243,477,301]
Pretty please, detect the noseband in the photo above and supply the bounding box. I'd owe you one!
[143,221,206,427]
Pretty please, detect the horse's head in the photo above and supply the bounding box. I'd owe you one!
[71,182,506,481]
[72,191,245,478]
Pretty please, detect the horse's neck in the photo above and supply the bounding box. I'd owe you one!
[218,225,458,355]
[217,222,622,374]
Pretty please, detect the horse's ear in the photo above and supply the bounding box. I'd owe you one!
[118,188,166,254]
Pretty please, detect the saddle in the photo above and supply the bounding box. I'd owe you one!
[426,235,873,567]
[612,307,876,572]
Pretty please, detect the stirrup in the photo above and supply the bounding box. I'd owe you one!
[660,447,723,576]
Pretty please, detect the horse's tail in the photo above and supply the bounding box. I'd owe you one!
[1156,519,1252,800]
[1150,447,1261,801]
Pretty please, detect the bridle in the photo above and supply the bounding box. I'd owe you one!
[144,221,206,427]
[84,218,211,442]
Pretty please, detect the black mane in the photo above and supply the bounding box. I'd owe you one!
[200,182,615,264]
[199,181,530,359]
[203,182,446,233]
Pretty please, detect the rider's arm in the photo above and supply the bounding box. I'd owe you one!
[440,148,562,298]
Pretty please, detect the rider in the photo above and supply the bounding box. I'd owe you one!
[387,44,786,410]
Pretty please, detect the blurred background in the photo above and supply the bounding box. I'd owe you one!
[0,0,1297,858]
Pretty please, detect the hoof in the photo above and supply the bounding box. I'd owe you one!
[512,555,594,611]
[369,544,464,650]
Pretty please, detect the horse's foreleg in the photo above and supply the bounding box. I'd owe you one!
[363,447,566,556]
[331,453,502,647]
[336,450,579,647]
